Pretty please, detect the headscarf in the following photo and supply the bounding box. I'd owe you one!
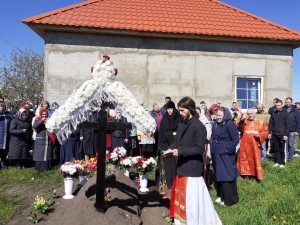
[199,108,207,122]
[165,101,177,122]
[34,108,48,122]
[219,107,232,124]
[17,108,28,121]
[0,99,6,113]
[52,102,60,110]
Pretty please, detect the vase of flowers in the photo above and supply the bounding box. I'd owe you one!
[139,172,149,192]
[73,158,97,186]
[120,157,132,177]
[59,162,84,199]
[132,157,157,192]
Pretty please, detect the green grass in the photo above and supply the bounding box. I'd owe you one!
[211,158,300,225]
[2,154,300,225]
[0,167,63,225]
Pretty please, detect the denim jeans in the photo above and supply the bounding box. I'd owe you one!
[261,141,267,161]
[286,132,296,162]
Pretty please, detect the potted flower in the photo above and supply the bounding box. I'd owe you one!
[59,162,84,199]
[119,157,132,177]
[132,157,157,192]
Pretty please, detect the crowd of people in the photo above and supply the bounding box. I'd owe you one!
[0,95,299,223]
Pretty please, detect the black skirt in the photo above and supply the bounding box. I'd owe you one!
[111,136,125,151]
[81,134,96,155]
[35,161,51,171]
[217,180,239,206]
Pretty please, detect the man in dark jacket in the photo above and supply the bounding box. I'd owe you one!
[268,100,290,168]
[284,97,300,163]
[167,96,221,224]
[268,98,279,115]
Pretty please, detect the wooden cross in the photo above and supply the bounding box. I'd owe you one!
[79,107,132,213]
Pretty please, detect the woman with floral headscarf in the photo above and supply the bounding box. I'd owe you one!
[32,108,56,171]
[8,108,31,169]
[211,107,240,206]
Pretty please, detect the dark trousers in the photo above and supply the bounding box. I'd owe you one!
[272,135,286,165]
[217,180,239,206]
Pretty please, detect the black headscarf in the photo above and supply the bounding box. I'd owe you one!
[165,101,177,122]
[158,101,182,149]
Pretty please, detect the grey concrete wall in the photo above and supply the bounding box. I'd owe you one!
[44,32,293,110]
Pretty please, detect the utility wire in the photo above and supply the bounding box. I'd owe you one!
[0,36,22,51]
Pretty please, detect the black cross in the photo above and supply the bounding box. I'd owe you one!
[79,108,132,213]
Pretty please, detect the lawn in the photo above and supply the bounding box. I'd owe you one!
[211,158,300,225]
[1,157,300,225]
[0,166,62,225]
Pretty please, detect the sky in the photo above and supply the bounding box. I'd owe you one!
[0,0,300,100]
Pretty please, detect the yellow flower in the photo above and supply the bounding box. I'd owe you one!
[280,217,284,220]
[298,211,300,215]
[275,200,278,203]
[273,215,277,220]
[282,220,287,224]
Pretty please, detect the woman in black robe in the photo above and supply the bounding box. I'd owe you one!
[157,101,182,189]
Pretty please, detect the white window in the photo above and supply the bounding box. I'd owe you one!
[236,77,262,109]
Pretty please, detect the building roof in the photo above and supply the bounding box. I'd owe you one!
[22,0,300,46]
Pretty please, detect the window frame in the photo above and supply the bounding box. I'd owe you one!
[234,76,264,111]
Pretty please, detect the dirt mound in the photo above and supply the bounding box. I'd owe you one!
[7,171,170,225]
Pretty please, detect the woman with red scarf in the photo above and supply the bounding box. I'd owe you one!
[32,108,56,171]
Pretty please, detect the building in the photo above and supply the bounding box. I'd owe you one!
[22,0,300,110]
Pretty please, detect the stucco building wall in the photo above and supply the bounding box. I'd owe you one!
[44,32,293,109]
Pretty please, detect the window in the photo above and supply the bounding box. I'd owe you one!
[236,77,262,109]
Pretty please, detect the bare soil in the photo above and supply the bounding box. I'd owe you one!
[7,171,170,225]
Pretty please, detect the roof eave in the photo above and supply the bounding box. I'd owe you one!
[24,23,300,49]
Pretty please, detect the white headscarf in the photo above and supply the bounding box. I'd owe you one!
[199,108,207,122]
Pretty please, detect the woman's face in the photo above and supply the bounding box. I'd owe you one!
[216,110,224,122]
[43,103,48,109]
[21,112,27,120]
[167,108,173,115]
[52,104,57,110]
[42,111,47,119]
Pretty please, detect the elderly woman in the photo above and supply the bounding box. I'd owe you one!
[33,108,56,171]
[211,107,240,206]
[8,108,31,169]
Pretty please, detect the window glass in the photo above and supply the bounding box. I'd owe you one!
[236,78,261,109]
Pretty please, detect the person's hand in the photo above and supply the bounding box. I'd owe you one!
[80,136,83,141]
[22,129,27,133]
[283,136,288,141]
[67,130,72,135]
[241,114,248,121]
[124,138,128,143]
[295,132,299,136]
[172,149,178,157]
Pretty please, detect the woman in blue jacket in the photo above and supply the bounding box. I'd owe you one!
[211,107,240,206]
